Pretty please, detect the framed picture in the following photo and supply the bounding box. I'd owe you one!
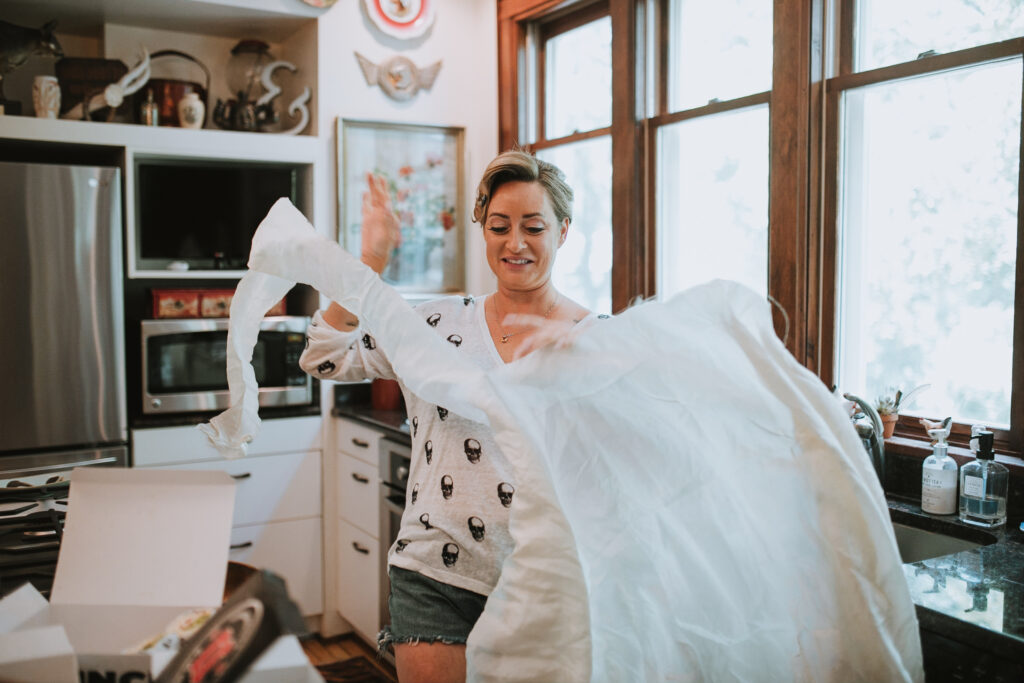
[338,118,465,294]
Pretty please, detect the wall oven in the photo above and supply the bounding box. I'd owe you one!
[140,316,312,414]
[379,437,411,631]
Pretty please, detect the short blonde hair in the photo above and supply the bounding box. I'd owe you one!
[472,150,573,226]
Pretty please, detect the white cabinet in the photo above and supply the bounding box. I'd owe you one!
[229,517,323,617]
[338,453,378,537]
[336,518,381,644]
[132,416,324,617]
[332,416,384,643]
[337,419,384,466]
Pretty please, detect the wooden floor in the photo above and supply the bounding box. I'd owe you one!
[301,632,398,682]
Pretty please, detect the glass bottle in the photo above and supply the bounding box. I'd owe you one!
[958,430,1008,528]
[141,89,159,126]
[921,421,957,515]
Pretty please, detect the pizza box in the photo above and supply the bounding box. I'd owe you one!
[0,467,235,682]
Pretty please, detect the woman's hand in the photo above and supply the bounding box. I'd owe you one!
[360,172,401,274]
[503,314,593,361]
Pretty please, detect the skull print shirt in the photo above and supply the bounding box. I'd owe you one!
[300,295,518,596]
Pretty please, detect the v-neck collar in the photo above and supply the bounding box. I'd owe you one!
[478,294,507,367]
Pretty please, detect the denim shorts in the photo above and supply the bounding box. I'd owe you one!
[377,565,488,652]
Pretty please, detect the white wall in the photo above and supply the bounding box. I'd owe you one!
[317,0,498,295]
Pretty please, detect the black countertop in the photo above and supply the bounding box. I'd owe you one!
[332,404,410,444]
[888,497,1024,665]
[332,402,1024,668]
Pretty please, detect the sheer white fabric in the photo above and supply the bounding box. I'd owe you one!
[200,199,923,683]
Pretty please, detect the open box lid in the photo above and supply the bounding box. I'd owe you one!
[50,468,236,608]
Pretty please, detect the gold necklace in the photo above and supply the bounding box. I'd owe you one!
[493,293,560,344]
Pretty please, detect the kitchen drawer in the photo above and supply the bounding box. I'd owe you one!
[133,416,322,467]
[336,418,382,466]
[230,517,323,617]
[337,518,380,642]
[151,451,321,526]
[338,453,379,538]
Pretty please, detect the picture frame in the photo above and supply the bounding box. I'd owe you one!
[337,118,465,294]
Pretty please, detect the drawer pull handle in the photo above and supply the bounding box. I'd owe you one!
[231,472,252,480]
[230,541,253,550]
[351,472,370,484]
[352,542,370,555]
[352,438,369,448]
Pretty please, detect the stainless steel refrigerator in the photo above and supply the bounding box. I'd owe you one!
[0,161,128,482]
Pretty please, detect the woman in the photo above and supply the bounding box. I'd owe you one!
[300,150,595,683]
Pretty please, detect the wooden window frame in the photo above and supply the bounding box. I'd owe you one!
[499,0,648,313]
[823,0,1024,457]
[497,0,1024,465]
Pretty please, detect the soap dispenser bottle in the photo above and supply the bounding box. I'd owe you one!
[958,430,1008,527]
[921,418,957,515]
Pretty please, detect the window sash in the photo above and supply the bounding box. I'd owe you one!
[825,17,1024,452]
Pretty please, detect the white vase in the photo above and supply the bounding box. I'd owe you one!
[32,76,60,119]
[177,92,205,129]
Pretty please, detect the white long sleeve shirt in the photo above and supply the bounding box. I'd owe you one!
[300,295,515,595]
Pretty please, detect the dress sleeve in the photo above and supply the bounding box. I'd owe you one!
[298,309,397,382]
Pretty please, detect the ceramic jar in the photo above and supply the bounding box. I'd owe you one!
[177,92,205,129]
[32,76,60,119]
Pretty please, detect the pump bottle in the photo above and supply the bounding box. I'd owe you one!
[958,430,1008,528]
[921,420,957,515]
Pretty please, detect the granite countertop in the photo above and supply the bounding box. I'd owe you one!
[332,402,1024,662]
[888,496,1024,662]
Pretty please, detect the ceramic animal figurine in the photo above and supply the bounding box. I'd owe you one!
[0,19,63,76]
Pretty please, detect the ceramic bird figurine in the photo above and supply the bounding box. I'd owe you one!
[0,19,63,76]
[355,52,441,101]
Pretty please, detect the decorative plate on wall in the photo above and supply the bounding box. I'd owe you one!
[363,0,435,39]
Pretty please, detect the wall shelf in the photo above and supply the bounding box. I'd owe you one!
[1,0,325,43]
[0,116,321,163]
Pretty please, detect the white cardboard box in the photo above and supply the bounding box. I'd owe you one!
[0,468,323,683]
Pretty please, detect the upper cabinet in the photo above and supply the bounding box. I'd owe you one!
[0,0,325,150]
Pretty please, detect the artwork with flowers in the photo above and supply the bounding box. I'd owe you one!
[338,119,465,293]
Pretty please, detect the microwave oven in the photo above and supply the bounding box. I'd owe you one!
[140,316,312,415]
[133,157,301,272]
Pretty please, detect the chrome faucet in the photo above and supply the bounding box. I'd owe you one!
[844,392,885,487]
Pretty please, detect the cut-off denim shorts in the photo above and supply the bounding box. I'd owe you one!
[377,565,488,653]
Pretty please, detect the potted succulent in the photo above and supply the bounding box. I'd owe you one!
[875,384,929,438]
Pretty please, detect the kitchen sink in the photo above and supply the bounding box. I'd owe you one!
[891,522,992,563]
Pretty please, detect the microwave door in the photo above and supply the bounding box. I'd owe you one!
[0,162,127,454]
[141,319,311,414]
[144,329,234,413]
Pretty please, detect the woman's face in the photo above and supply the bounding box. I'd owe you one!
[483,180,568,292]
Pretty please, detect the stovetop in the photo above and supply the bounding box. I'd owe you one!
[0,477,70,599]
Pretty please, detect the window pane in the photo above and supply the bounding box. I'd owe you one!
[537,137,613,314]
[857,0,1024,72]
[836,60,1020,426]
[668,0,772,111]
[656,105,769,298]
[544,16,612,139]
